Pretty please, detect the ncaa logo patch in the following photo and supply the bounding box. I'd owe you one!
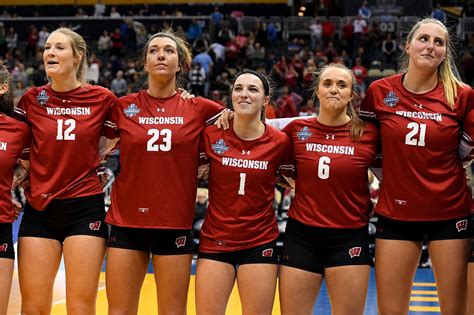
[349,247,362,258]
[175,236,187,248]
[261,248,274,257]
[0,243,8,252]
[36,89,49,106]
[211,139,229,155]
[296,126,312,141]
[89,221,101,231]
[383,91,399,108]
[124,103,140,117]
[456,219,468,232]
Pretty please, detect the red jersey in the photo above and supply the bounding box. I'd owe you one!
[104,91,224,229]
[199,123,293,252]
[0,115,30,222]
[360,74,472,221]
[14,84,116,210]
[458,88,474,161]
[283,118,378,228]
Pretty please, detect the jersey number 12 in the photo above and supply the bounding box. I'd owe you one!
[56,119,76,140]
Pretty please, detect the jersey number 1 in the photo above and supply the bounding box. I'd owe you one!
[238,172,246,195]
[56,119,76,140]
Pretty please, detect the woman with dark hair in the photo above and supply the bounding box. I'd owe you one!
[195,70,292,314]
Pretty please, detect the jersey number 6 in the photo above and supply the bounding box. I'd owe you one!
[318,156,331,179]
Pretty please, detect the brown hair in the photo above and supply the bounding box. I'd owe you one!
[232,70,273,121]
[142,28,192,89]
[48,28,87,83]
[0,67,13,116]
[400,18,464,109]
[313,63,365,141]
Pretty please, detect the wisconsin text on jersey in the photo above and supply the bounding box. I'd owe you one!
[306,143,355,155]
[0,142,6,151]
[138,117,184,124]
[221,157,269,170]
[395,110,442,121]
[46,107,91,116]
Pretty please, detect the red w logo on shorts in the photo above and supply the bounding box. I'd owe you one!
[349,247,362,258]
[175,236,187,248]
[261,248,274,257]
[456,220,468,232]
[0,243,8,252]
[89,221,101,231]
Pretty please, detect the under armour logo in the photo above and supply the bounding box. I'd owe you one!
[242,150,250,155]
[414,104,423,109]
[326,134,335,140]
[157,108,165,112]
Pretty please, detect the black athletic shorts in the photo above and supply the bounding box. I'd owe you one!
[0,223,14,259]
[280,218,371,274]
[376,215,472,241]
[108,225,194,255]
[198,241,278,268]
[19,194,108,242]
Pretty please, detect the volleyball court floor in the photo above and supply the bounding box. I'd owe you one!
[8,216,441,315]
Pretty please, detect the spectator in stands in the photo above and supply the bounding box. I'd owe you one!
[15,27,115,315]
[25,25,38,60]
[360,18,472,315]
[246,42,265,70]
[0,67,30,315]
[341,17,354,51]
[13,80,27,103]
[186,19,203,45]
[0,24,6,58]
[189,62,206,96]
[110,70,128,97]
[97,30,111,62]
[298,98,317,116]
[267,22,278,45]
[431,2,446,23]
[93,0,106,17]
[321,16,335,43]
[211,6,224,27]
[381,32,397,69]
[5,27,18,52]
[352,56,368,94]
[303,58,317,88]
[196,70,292,315]
[109,6,121,18]
[37,26,50,51]
[353,14,367,50]
[358,0,372,19]
[309,18,323,51]
[276,86,299,118]
[216,22,234,46]
[110,28,123,57]
[280,63,377,315]
[194,47,214,96]
[103,29,225,315]
[86,56,100,84]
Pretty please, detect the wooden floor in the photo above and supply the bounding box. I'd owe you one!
[7,264,441,315]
